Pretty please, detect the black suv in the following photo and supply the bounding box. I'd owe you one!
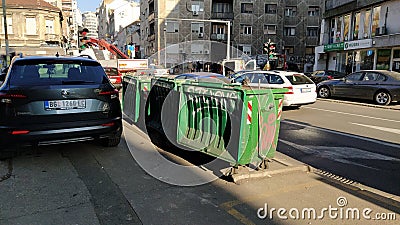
[0,56,122,148]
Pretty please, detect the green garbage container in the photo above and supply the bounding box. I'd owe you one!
[122,75,151,124]
[176,82,286,166]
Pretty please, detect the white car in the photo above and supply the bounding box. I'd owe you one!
[233,70,317,107]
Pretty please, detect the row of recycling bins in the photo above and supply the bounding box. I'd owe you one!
[122,75,287,167]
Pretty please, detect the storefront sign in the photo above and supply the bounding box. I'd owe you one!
[324,43,344,52]
[344,39,373,50]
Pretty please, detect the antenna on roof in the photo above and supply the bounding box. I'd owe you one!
[56,52,59,57]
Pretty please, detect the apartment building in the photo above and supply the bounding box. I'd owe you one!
[316,0,400,73]
[82,12,99,39]
[140,0,323,71]
[0,0,63,60]
[98,0,139,41]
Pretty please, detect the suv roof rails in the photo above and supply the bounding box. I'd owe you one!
[78,54,93,59]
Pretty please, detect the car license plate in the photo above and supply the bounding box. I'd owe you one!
[44,100,86,110]
[301,88,311,93]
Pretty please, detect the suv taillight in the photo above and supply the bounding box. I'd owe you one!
[0,93,27,103]
[284,86,294,94]
[99,89,119,99]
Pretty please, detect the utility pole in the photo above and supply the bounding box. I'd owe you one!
[2,0,10,65]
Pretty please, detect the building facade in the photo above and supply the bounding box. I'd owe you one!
[140,0,323,71]
[82,12,99,39]
[97,0,137,41]
[316,0,400,73]
[0,0,63,61]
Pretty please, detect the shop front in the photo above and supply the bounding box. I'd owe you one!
[343,39,374,73]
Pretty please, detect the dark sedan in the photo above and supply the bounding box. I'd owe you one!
[0,55,122,149]
[310,70,347,83]
[317,70,400,105]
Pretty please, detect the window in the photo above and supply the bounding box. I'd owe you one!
[191,22,204,34]
[213,3,231,13]
[353,12,360,40]
[346,72,363,82]
[267,74,284,84]
[241,25,252,35]
[45,19,54,34]
[371,6,380,37]
[307,27,318,37]
[306,47,315,55]
[343,14,351,41]
[308,6,319,16]
[191,43,204,54]
[239,44,252,55]
[166,21,179,33]
[264,25,276,35]
[285,6,297,17]
[241,3,253,14]
[1,17,13,34]
[251,73,268,84]
[284,27,295,36]
[336,16,343,42]
[285,46,294,54]
[26,17,37,35]
[363,10,371,38]
[191,1,204,12]
[265,4,277,14]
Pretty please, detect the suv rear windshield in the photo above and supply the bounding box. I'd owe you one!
[9,60,107,86]
[286,74,314,85]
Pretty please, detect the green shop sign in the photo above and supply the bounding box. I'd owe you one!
[324,42,344,52]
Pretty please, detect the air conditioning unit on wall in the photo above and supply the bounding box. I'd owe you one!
[198,33,204,38]
[193,11,199,16]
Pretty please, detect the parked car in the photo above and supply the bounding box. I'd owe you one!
[103,66,122,90]
[174,72,231,83]
[233,71,317,107]
[317,70,400,105]
[310,70,347,84]
[0,55,122,148]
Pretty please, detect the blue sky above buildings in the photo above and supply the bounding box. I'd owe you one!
[77,0,101,12]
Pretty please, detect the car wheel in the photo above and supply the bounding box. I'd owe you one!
[374,91,391,105]
[318,86,331,98]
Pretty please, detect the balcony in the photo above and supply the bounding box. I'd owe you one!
[325,0,355,10]
[147,34,155,42]
[45,34,60,42]
[148,12,155,22]
[211,12,234,20]
[210,33,227,41]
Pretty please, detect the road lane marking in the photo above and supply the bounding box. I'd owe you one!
[220,181,321,225]
[282,120,400,149]
[351,123,400,135]
[303,106,400,123]
[279,139,400,169]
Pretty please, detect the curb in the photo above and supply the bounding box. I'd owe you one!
[317,98,400,110]
[310,167,400,211]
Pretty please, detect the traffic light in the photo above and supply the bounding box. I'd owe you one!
[268,42,276,59]
[78,28,90,51]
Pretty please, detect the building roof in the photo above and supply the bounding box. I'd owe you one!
[3,0,60,12]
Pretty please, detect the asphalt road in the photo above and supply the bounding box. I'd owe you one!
[280,100,400,195]
[1,99,399,224]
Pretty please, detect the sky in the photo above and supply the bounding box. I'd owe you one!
[77,0,102,12]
